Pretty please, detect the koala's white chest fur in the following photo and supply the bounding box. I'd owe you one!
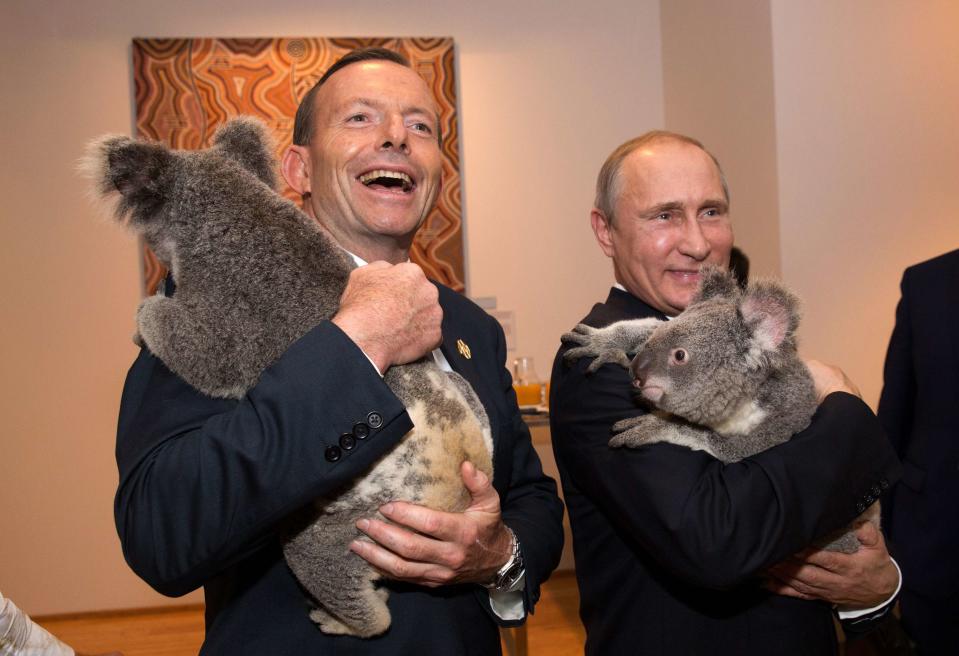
[712,399,768,436]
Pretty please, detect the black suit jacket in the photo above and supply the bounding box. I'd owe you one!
[878,249,959,600]
[549,287,901,656]
[114,283,564,655]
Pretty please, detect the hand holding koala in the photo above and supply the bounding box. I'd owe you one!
[562,266,878,553]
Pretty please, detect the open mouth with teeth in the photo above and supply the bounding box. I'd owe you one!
[358,169,414,193]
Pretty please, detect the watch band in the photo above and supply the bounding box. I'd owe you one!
[484,526,525,591]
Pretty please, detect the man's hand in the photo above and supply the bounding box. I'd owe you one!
[332,261,442,373]
[764,522,900,610]
[804,359,863,402]
[349,461,513,587]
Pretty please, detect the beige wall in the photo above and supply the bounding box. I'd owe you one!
[771,0,959,407]
[0,0,663,615]
[661,0,783,279]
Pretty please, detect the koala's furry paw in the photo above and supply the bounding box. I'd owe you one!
[611,414,646,434]
[562,318,662,373]
[609,414,666,448]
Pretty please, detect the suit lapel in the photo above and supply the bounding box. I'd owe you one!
[439,331,485,394]
[438,306,512,494]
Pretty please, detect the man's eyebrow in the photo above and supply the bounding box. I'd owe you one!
[700,198,729,211]
[642,201,684,216]
[338,97,436,120]
[335,97,381,112]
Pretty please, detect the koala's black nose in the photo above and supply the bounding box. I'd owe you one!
[631,351,652,385]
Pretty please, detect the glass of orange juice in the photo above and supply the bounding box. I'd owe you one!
[512,356,543,407]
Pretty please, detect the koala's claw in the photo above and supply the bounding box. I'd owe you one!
[612,415,646,433]
[609,426,650,448]
[609,414,671,448]
[561,324,597,349]
[562,319,663,373]
[562,324,631,372]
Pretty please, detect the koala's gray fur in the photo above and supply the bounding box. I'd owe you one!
[562,266,877,553]
[83,116,493,637]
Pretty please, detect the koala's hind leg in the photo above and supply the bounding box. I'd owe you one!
[282,513,391,638]
[136,296,203,372]
[308,581,390,636]
[136,297,251,398]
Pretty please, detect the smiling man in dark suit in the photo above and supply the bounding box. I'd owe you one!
[879,248,959,655]
[113,48,563,654]
[550,131,902,655]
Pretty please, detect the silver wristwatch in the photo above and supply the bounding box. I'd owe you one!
[484,527,525,591]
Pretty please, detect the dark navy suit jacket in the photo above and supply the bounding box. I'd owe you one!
[550,287,901,656]
[878,248,959,601]
[114,283,564,655]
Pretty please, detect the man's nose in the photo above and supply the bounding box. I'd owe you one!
[379,114,409,153]
[678,216,710,260]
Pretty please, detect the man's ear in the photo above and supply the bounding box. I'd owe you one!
[590,209,615,258]
[281,145,312,197]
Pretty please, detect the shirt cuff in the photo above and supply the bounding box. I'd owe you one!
[486,572,527,621]
[836,557,902,619]
[361,351,383,377]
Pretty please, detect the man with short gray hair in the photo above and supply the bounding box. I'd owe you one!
[550,131,901,655]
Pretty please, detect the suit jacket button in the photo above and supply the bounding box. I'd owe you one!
[340,433,357,451]
[325,445,342,462]
[367,412,383,429]
[353,422,370,440]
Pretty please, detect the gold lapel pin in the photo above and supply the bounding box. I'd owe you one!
[456,339,472,359]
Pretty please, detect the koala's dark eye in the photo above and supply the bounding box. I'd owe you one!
[671,348,688,364]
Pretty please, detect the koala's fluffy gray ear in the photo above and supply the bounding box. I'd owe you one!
[692,264,739,304]
[82,135,175,225]
[212,116,278,190]
[740,279,801,361]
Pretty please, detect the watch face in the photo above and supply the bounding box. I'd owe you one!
[502,562,524,587]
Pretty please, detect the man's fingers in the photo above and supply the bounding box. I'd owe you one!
[377,502,457,541]
[332,259,443,370]
[461,461,488,493]
[355,516,457,565]
[854,521,881,547]
[460,461,499,511]
[767,560,839,594]
[788,547,845,571]
[763,577,815,601]
[349,538,450,587]
[803,358,862,400]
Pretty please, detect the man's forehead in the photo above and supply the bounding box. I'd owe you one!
[624,142,720,185]
[615,141,725,210]
[317,60,438,115]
